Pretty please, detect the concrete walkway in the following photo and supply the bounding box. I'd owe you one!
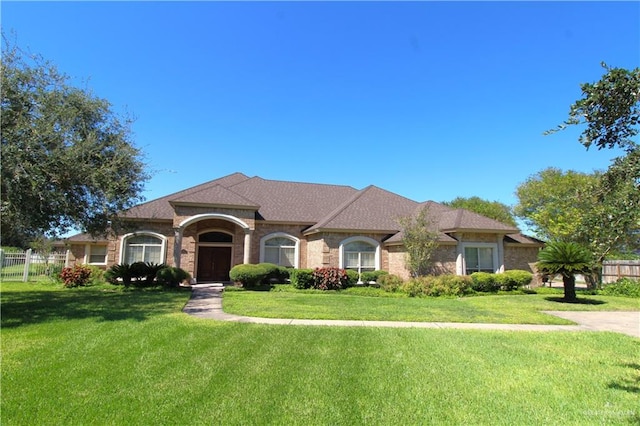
[183,284,640,338]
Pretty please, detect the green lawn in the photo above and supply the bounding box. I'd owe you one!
[2,282,639,425]
[222,287,640,324]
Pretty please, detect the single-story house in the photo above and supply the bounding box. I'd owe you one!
[61,172,543,282]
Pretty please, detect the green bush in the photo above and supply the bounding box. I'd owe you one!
[599,278,640,298]
[345,269,359,287]
[290,269,314,289]
[470,271,532,292]
[403,275,473,297]
[229,264,268,289]
[104,263,134,286]
[156,266,190,288]
[470,272,500,292]
[256,263,290,284]
[501,270,533,290]
[378,274,404,293]
[312,267,348,290]
[361,270,389,283]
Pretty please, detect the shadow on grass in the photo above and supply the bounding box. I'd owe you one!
[544,296,606,305]
[0,288,186,328]
[608,363,640,394]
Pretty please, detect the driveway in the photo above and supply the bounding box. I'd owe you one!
[543,311,640,338]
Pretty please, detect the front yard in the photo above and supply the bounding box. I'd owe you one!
[1,282,638,425]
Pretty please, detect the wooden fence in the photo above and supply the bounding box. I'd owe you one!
[0,249,70,282]
[602,260,640,284]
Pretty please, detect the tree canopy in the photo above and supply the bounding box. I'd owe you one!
[442,196,517,227]
[1,37,148,247]
[521,64,640,282]
[546,64,640,152]
[514,168,599,242]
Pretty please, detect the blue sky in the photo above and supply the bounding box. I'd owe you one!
[3,1,639,214]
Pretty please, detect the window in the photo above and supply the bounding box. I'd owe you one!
[261,235,297,267]
[199,232,232,243]
[464,246,495,274]
[123,234,165,264]
[87,245,107,264]
[340,237,379,273]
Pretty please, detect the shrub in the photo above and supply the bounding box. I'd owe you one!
[229,264,268,289]
[312,267,348,290]
[156,266,190,288]
[256,263,290,284]
[378,274,404,293]
[361,270,389,283]
[600,278,640,298]
[104,263,134,286]
[140,262,167,286]
[470,272,500,292]
[345,269,359,287]
[427,275,473,297]
[84,265,105,285]
[290,268,314,289]
[59,264,93,287]
[501,270,533,290]
[403,275,473,297]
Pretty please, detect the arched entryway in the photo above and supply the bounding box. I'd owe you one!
[196,231,233,282]
[174,213,253,283]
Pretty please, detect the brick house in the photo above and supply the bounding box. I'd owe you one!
[62,172,543,282]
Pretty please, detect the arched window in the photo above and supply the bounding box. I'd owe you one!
[340,237,380,272]
[199,231,233,243]
[260,233,299,268]
[121,233,166,264]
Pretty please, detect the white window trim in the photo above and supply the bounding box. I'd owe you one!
[339,236,380,271]
[84,244,108,265]
[259,232,299,268]
[119,231,167,264]
[461,242,499,274]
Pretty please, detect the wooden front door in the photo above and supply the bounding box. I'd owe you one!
[197,247,232,282]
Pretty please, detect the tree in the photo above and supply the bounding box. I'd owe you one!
[514,168,599,242]
[443,196,517,227]
[543,64,640,277]
[536,241,593,302]
[398,206,441,277]
[545,63,640,152]
[1,36,148,247]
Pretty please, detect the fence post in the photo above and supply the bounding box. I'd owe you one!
[65,249,71,267]
[23,248,32,282]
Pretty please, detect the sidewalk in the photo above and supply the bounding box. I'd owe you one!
[183,284,640,338]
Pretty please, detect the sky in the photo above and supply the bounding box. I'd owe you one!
[3,1,639,217]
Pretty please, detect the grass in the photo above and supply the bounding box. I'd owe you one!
[222,286,640,324]
[2,282,639,425]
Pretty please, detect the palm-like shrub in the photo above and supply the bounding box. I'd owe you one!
[537,242,593,301]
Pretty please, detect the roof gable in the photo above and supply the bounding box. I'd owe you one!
[306,185,418,233]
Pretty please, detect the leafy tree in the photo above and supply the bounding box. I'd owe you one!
[1,36,148,247]
[514,168,599,242]
[543,63,640,281]
[545,63,639,152]
[398,206,441,277]
[536,241,593,302]
[443,196,517,227]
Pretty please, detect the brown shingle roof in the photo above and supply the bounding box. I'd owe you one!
[305,185,418,233]
[170,184,259,209]
[439,209,519,233]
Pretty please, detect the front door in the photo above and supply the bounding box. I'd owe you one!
[197,247,232,282]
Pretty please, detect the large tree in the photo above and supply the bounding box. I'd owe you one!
[1,38,148,247]
[532,64,640,286]
[514,168,600,242]
[443,196,517,227]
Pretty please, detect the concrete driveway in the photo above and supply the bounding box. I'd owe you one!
[543,311,640,338]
